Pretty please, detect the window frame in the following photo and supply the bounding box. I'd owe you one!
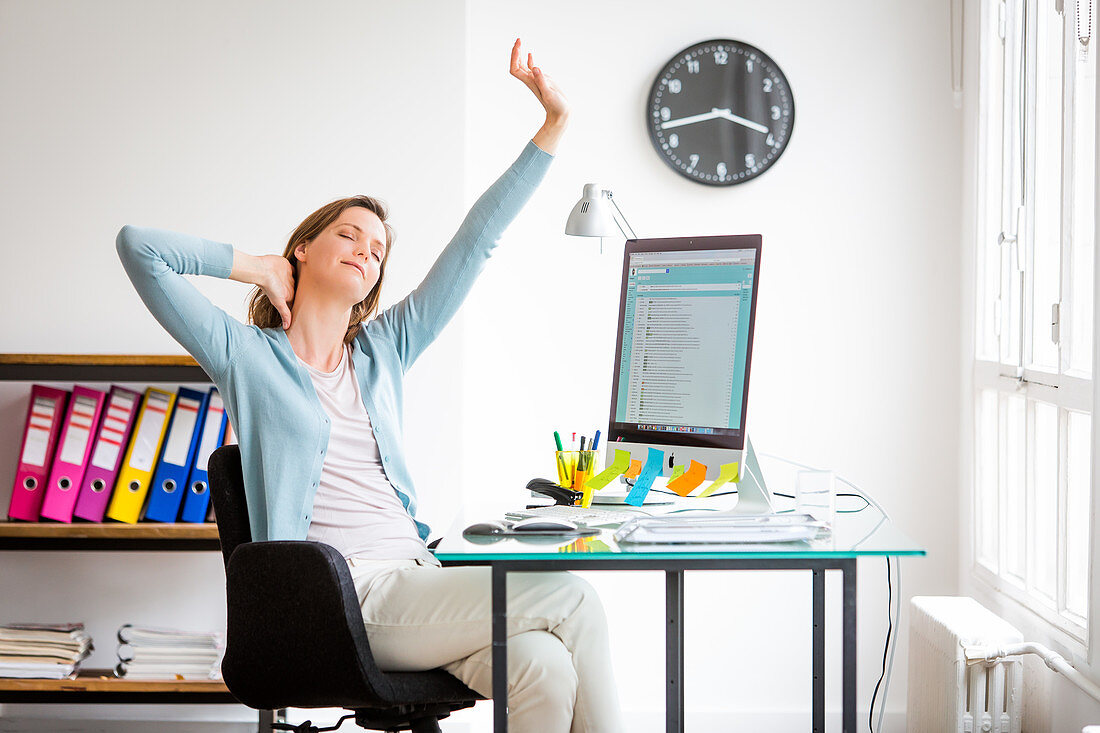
[968,0,1096,660]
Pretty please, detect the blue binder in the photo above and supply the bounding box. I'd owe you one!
[144,387,208,523]
[180,388,228,524]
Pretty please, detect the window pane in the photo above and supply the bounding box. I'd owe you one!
[1001,392,1027,581]
[977,389,999,570]
[1031,401,1058,601]
[1065,410,1091,619]
[1029,0,1063,373]
[1067,43,1096,377]
[977,0,1007,362]
[1000,0,1025,369]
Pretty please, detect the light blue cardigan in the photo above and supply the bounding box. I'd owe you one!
[116,140,554,542]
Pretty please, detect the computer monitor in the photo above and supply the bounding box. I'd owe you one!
[604,234,761,483]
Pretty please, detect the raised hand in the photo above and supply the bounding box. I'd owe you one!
[260,254,296,330]
[510,38,569,123]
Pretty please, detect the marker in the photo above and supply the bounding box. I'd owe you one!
[554,431,564,452]
[592,430,601,451]
[580,436,587,451]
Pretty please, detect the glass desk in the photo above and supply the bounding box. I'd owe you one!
[433,455,925,733]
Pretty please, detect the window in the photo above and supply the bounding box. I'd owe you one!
[973,0,1096,642]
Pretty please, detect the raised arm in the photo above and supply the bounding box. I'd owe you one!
[372,38,569,370]
[115,225,252,381]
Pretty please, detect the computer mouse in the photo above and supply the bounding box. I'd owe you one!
[510,517,580,533]
[462,521,511,536]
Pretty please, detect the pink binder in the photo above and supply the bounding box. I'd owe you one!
[72,386,142,523]
[8,385,71,522]
[39,386,108,523]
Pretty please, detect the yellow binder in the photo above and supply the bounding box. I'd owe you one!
[106,388,176,524]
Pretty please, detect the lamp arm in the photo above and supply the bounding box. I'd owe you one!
[607,192,638,239]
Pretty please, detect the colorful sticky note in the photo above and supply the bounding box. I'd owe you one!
[697,461,740,498]
[669,465,686,482]
[579,472,595,508]
[625,448,664,506]
[582,449,632,493]
[558,537,612,554]
[666,459,707,496]
[624,459,643,479]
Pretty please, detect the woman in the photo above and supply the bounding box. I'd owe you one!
[116,39,624,732]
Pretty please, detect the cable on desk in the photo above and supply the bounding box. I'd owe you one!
[647,486,872,512]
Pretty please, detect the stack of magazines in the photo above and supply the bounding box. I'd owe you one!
[114,624,224,680]
[0,623,93,679]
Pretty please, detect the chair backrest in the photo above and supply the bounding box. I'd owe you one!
[208,444,251,570]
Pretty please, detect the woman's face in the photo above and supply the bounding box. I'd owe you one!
[295,207,387,305]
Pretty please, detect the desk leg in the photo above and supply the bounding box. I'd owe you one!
[492,564,508,733]
[842,559,857,733]
[257,709,273,733]
[666,569,684,733]
[813,568,825,733]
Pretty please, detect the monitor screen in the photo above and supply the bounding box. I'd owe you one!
[607,235,761,451]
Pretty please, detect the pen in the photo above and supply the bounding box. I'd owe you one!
[592,430,601,451]
[580,436,586,451]
[554,431,563,452]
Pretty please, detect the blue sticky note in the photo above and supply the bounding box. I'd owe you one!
[625,448,664,507]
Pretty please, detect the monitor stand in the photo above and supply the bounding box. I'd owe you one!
[728,434,774,515]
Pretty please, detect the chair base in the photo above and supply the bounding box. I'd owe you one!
[269,701,475,733]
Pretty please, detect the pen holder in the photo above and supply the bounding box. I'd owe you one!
[555,450,600,498]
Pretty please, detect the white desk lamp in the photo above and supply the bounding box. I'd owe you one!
[564,184,638,253]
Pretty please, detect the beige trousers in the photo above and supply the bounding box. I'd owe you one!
[346,555,625,733]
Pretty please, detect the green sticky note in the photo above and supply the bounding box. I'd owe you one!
[697,461,740,498]
[583,449,632,492]
[669,465,686,482]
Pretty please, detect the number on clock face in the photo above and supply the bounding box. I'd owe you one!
[646,39,795,186]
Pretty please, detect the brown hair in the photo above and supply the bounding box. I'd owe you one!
[247,195,396,345]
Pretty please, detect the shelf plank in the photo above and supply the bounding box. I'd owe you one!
[0,354,212,383]
[0,669,229,694]
[0,523,218,540]
[0,355,200,367]
[0,523,223,551]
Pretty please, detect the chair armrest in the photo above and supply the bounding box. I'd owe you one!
[222,540,396,709]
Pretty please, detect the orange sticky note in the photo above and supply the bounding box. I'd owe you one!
[624,459,643,479]
[666,460,707,496]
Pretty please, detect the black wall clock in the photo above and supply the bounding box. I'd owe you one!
[646,39,795,186]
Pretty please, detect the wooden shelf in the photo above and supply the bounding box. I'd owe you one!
[0,523,222,551]
[0,669,234,704]
[0,354,210,383]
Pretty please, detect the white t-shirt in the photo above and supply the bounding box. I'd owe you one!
[300,343,436,564]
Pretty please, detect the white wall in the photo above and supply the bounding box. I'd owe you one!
[0,0,963,729]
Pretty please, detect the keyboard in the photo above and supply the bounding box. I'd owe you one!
[506,504,653,527]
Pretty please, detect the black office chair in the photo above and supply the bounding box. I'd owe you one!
[208,444,483,733]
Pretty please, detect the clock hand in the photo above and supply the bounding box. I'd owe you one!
[659,108,725,130]
[715,108,769,135]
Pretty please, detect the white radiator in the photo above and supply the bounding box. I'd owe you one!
[907,596,1024,733]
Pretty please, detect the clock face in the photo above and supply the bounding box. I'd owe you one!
[646,39,795,186]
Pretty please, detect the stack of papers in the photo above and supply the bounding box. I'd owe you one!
[114,625,224,680]
[0,623,93,679]
[614,513,826,544]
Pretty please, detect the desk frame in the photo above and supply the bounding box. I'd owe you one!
[439,556,857,733]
